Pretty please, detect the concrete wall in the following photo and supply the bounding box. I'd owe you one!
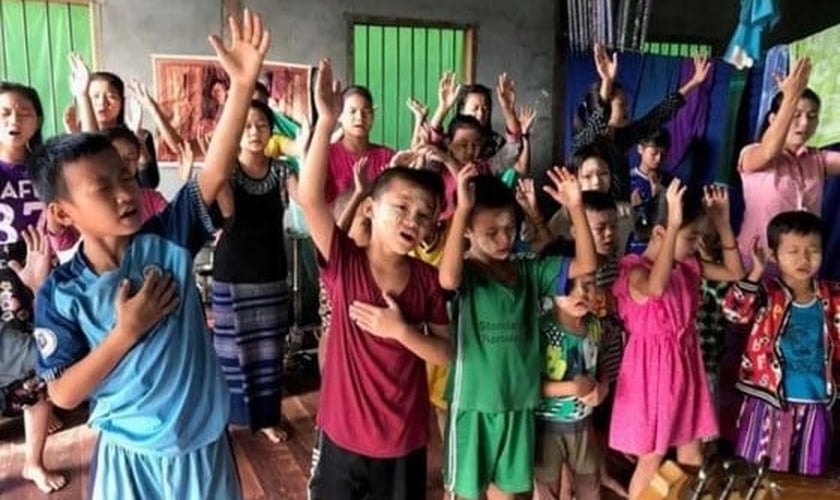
[98,0,557,199]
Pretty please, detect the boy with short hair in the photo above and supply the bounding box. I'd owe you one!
[439,166,597,500]
[628,128,671,254]
[298,59,450,500]
[29,11,270,499]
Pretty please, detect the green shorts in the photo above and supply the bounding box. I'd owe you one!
[444,409,534,499]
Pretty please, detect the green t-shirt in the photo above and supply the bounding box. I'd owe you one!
[446,255,568,412]
[536,315,601,423]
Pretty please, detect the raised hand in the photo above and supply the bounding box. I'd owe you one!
[127,79,155,108]
[703,184,730,227]
[749,236,768,281]
[689,56,712,86]
[114,267,180,343]
[593,43,618,82]
[407,97,428,119]
[9,225,54,294]
[312,58,343,125]
[455,163,478,210]
[68,53,91,97]
[62,104,79,133]
[208,9,271,87]
[437,72,460,110]
[664,179,687,228]
[543,166,582,209]
[776,57,811,99]
[177,140,195,179]
[124,96,143,134]
[515,178,538,213]
[496,73,517,112]
[352,156,370,193]
[517,105,537,135]
[348,293,406,340]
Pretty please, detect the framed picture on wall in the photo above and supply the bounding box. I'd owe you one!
[151,54,314,162]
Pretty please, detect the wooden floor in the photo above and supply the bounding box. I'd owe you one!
[0,362,447,500]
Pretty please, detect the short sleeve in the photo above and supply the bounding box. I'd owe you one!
[33,282,89,382]
[316,227,355,288]
[423,270,450,326]
[527,256,568,297]
[143,178,214,256]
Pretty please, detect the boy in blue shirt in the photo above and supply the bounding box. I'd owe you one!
[28,10,270,499]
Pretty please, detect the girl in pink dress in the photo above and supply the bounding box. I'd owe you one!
[738,58,840,261]
[610,181,744,499]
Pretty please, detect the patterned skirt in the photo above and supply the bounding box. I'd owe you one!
[735,396,832,476]
[212,280,290,430]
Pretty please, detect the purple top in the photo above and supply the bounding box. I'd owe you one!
[0,159,43,245]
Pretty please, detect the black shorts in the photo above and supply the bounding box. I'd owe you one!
[308,430,426,500]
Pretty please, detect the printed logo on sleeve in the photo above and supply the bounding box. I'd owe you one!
[33,328,58,359]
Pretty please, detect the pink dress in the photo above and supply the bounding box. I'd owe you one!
[324,141,394,204]
[609,254,718,455]
[737,143,838,255]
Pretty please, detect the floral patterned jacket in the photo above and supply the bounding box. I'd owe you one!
[722,278,840,408]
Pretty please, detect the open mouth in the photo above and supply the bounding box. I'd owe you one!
[398,230,416,246]
[119,207,138,220]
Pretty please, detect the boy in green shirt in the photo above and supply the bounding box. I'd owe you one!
[439,166,597,500]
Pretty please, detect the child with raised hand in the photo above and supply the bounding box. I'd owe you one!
[299,58,450,500]
[723,211,840,476]
[428,71,523,174]
[439,165,597,500]
[610,181,744,499]
[534,272,604,500]
[28,10,270,498]
[0,81,66,493]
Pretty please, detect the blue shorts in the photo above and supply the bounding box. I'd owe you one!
[89,432,241,500]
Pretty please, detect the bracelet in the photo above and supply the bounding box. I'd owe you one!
[720,242,738,250]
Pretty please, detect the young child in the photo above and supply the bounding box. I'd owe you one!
[428,72,523,174]
[324,85,394,204]
[534,272,604,500]
[439,166,597,500]
[723,211,840,476]
[211,99,292,443]
[28,11,270,498]
[610,181,744,499]
[0,81,66,493]
[299,59,450,499]
[627,128,670,255]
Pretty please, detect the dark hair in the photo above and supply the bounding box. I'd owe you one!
[369,166,445,210]
[0,81,45,152]
[767,211,823,252]
[470,174,519,223]
[455,84,493,124]
[652,181,705,229]
[90,72,126,125]
[567,143,611,175]
[342,85,374,107]
[101,126,141,153]
[757,88,821,139]
[254,81,270,103]
[581,191,618,213]
[446,114,483,139]
[248,100,277,131]
[29,133,115,203]
[639,128,671,149]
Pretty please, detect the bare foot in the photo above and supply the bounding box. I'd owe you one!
[47,411,64,435]
[22,464,67,493]
[258,426,288,444]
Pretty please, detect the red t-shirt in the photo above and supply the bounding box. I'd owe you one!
[325,142,395,204]
[318,229,448,457]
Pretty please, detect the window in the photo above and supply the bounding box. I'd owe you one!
[0,0,96,137]
[642,41,712,57]
[350,18,475,149]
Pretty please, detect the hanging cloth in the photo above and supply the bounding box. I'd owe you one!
[754,44,789,138]
[724,0,780,69]
[790,23,840,147]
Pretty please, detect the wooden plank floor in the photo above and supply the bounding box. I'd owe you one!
[0,367,447,500]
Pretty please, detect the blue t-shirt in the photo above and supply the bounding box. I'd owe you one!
[33,180,229,455]
[780,299,827,403]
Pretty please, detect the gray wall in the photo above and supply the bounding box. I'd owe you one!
[99,0,557,199]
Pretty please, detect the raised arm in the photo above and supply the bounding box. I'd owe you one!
[496,73,521,136]
[543,166,597,277]
[407,97,429,149]
[439,164,478,290]
[512,105,537,176]
[297,58,343,259]
[677,56,711,98]
[515,178,551,254]
[742,58,812,173]
[700,185,745,282]
[129,79,184,153]
[336,156,369,231]
[68,53,97,132]
[428,72,460,131]
[196,9,270,207]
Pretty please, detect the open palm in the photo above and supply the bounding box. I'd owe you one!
[208,9,271,87]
